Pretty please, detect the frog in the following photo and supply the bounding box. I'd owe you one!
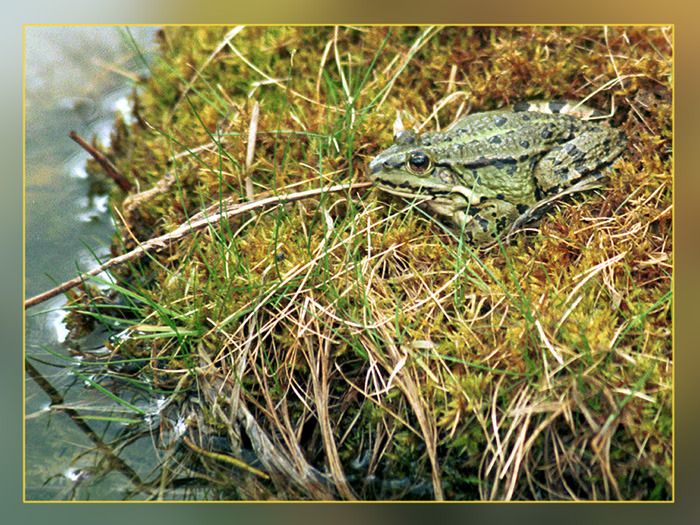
[368,100,627,246]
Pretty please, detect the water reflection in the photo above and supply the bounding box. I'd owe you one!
[24,26,160,501]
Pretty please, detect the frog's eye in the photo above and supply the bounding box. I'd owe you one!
[407,151,432,174]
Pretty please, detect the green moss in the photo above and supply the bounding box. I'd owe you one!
[66,25,672,501]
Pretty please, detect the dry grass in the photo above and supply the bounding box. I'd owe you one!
[60,25,672,500]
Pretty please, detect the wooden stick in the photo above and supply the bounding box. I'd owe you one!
[69,131,132,192]
[25,181,371,309]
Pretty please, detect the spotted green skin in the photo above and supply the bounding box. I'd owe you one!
[369,101,627,245]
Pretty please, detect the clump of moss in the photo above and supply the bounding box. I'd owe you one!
[67,25,672,501]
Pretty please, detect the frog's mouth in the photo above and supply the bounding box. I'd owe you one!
[448,185,482,206]
[375,179,481,211]
[373,174,444,198]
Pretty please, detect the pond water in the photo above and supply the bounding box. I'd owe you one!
[24,26,163,501]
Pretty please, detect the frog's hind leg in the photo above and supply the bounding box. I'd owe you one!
[506,173,607,241]
[534,126,626,198]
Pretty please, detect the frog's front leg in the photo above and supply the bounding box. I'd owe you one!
[455,199,522,245]
[535,125,626,197]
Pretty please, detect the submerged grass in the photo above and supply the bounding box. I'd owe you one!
[59,25,672,500]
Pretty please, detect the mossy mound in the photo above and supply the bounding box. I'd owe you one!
[67,26,672,500]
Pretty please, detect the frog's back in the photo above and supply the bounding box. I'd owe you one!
[441,100,605,135]
[422,106,587,164]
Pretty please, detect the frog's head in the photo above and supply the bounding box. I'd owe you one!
[369,129,450,199]
[369,129,479,209]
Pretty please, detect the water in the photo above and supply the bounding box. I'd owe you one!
[24,26,162,501]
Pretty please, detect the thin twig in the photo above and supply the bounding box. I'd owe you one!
[182,436,269,479]
[69,131,132,192]
[25,181,371,309]
[245,100,259,200]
